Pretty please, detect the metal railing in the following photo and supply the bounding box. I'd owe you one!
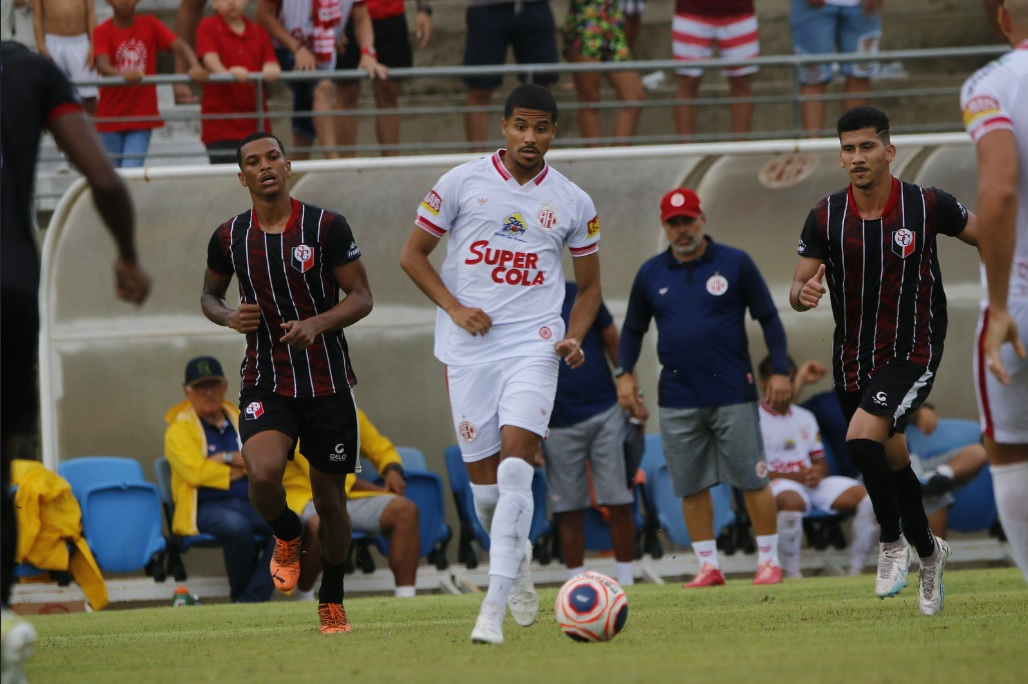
[55,44,1007,162]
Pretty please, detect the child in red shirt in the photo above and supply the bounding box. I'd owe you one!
[196,0,281,164]
[93,0,206,167]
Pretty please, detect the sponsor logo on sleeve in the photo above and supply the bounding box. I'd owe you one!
[420,190,443,216]
[962,95,1002,127]
[587,216,600,239]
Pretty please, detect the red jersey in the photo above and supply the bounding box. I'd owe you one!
[206,199,363,397]
[93,15,178,132]
[195,15,277,145]
[797,178,970,391]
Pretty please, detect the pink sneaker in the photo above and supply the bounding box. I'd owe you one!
[753,561,783,585]
[684,564,726,588]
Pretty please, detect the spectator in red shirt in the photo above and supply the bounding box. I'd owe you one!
[93,0,206,168]
[196,0,281,164]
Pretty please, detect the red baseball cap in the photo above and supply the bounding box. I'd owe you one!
[660,188,703,223]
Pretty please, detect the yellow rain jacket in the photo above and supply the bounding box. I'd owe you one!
[11,460,109,610]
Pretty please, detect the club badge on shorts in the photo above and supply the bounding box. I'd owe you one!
[292,244,314,273]
[244,402,264,420]
[891,228,916,259]
[458,420,477,443]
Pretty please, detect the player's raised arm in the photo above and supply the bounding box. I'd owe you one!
[790,258,826,312]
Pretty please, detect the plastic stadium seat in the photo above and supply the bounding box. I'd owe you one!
[650,463,736,548]
[906,419,997,533]
[154,456,268,581]
[442,445,553,564]
[58,456,166,578]
[370,447,452,570]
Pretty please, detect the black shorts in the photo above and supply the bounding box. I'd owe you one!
[462,2,560,91]
[338,14,413,71]
[238,388,360,475]
[835,360,936,435]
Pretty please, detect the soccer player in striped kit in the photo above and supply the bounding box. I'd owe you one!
[201,132,373,633]
[790,106,980,615]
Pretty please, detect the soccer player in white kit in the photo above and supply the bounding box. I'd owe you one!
[961,0,1028,584]
[400,84,601,644]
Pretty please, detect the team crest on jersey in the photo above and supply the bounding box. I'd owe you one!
[244,402,264,420]
[587,216,600,239]
[292,244,315,273]
[891,228,916,259]
[458,421,477,443]
[497,212,529,241]
[537,202,559,231]
[706,273,728,296]
[755,460,768,479]
[420,190,442,215]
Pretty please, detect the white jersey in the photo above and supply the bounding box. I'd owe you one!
[758,402,825,474]
[961,40,1028,301]
[415,151,600,366]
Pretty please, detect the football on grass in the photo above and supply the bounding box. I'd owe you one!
[554,571,628,642]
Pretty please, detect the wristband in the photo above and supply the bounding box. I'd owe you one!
[417,5,432,14]
[383,463,405,478]
[223,452,233,465]
[613,367,628,379]
[360,46,377,58]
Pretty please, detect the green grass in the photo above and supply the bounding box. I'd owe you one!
[24,568,1028,684]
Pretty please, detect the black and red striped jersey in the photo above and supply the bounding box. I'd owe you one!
[797,178,969,391]
[207,197,363,397]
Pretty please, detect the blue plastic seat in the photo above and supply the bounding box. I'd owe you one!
[907,419,996,533]
[58,457,167,577]
[154,456,267,582]
[370,447,452,569]
[650,463,736,548]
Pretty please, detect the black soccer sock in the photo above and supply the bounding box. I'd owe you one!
[894,464,937,558]
[268,507,303,542]
[847,438,903,543]
[318,558,346,605]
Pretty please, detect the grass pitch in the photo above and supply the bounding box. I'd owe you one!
[25,567,1028,684]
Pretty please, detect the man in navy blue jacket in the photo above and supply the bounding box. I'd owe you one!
[616,187,791,587]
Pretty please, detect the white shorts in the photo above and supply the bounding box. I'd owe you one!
[447,355,559,463]
[770,475,863,513]
[45,33,98,99]
[974,298,1028,444]
[671,13,760,78]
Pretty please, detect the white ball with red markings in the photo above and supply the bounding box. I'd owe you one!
[554,571,628,642]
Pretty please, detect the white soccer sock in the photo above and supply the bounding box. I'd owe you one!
[488,458,534,588]
[692,540,720,570]
[615,561,635,586]
[394,586,416,598]
[470,483,499,535]
[566,565,585,581]
[848,495,880,575]
[756,534,780,567]
[991,461,1028,584]
[776,511,805,577]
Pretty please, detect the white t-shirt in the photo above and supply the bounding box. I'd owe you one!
[961,40,1028,301]
[758,402,825,474]
[415,150,600,366]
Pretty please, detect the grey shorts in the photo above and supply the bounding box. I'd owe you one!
[909,448,959,515]
[544,402,634,514]
[300,493,395,535]
[660,402,769,498]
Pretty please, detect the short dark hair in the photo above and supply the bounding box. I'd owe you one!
[503,84,558,123]
[758,354,797,379]
[236,132,286,168]
[837,106,890,144]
